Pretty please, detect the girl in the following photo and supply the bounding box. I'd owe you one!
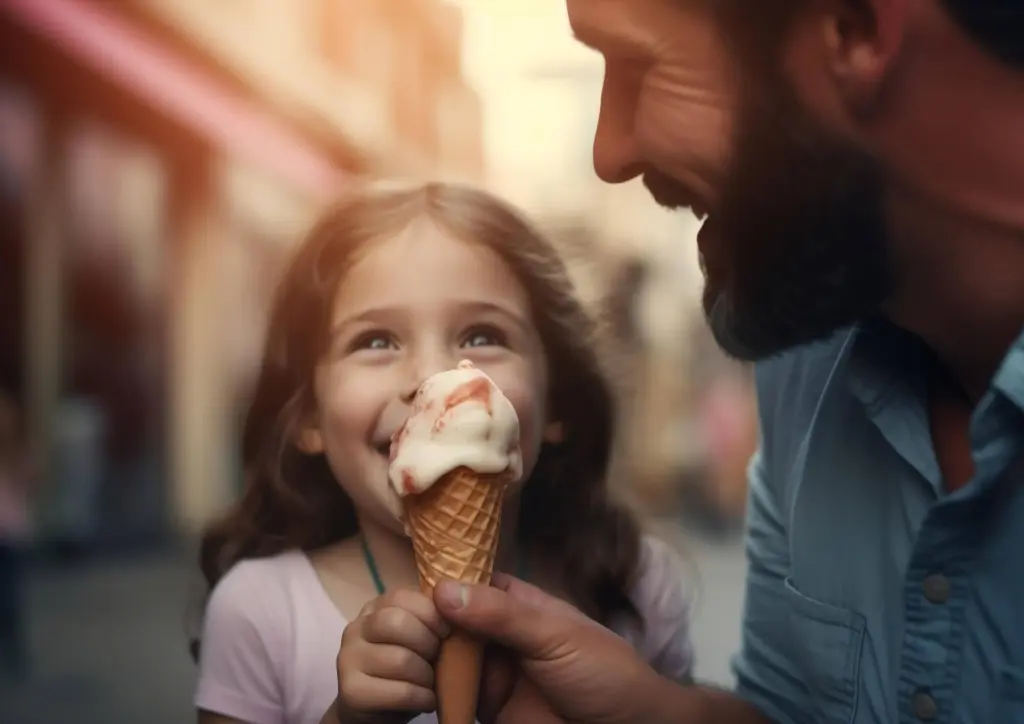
[193,182,694,724]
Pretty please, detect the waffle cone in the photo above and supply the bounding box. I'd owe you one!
[404,466,508,724]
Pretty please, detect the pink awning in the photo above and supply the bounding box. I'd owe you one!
[0,0,346,197]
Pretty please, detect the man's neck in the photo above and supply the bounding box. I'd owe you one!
[884,187,1024,403]
[876,36,1024,402]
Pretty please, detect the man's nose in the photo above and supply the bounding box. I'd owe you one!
[592,74,645,184]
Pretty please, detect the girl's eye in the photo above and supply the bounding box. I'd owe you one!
[461,325,507,349]
[351,332,395,352]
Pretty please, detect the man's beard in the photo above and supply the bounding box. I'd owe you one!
[653,74,894,362]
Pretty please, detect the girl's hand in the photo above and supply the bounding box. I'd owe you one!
[335,588,449,724]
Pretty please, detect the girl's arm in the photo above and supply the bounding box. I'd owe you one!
[194,561,289,724]
[629,534,697,684]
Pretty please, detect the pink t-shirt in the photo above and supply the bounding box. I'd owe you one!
[195,535,694,724]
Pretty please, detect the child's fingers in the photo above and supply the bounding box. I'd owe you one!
[357,597,380,618]
[360,643,435,688]
[363,606,442,661]
[378,588,450,638]
[339,671,436,714]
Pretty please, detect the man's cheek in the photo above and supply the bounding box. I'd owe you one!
[641,102,732,171]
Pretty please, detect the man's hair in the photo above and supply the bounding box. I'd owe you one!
[942,0,1024,67]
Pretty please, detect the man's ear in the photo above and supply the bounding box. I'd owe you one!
[819,0,908,112]
[295,424,324,455]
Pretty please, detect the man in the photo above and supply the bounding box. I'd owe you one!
[432,0,1024,722]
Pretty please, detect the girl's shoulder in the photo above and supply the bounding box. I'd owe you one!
[204,550,327,635]
[620,533,696,682]
[630,534,695,623]
[198,551,347,723]
[211,549,313,599]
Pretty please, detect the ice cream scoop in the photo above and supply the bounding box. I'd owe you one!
[389,359,522,496]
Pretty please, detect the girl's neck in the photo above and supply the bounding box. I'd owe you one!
[357,517,419,590]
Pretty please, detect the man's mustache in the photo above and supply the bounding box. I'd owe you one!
[642,170,693,210]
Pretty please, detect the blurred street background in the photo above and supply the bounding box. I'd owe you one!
[0,533,746,724]
[0,1,756,721]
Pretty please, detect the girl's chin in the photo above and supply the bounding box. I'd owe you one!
[363,509,411,539]
[388,517,411,538]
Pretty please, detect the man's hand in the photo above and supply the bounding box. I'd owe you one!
[434,574,674,724]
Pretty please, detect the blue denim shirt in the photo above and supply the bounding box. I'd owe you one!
[732,321,1024,724]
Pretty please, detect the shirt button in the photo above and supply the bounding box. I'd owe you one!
[912,690,938,721]
[922,574,951,604]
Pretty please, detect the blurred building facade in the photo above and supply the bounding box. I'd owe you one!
[0,0,483,546]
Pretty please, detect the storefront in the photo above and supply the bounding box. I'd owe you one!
[0,0,350,547]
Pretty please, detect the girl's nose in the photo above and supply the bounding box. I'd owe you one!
[399,351,454,404]
[399,384,418,405]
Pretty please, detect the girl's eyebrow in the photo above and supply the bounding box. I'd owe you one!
[329,300,531,338]
[455,300,530,332]
[330,306,402,338]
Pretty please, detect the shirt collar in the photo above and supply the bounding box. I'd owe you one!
[991,327,1024,413]
[846,317,930,411]
[848,318,1024,415]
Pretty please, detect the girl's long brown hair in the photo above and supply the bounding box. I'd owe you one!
[197,181,642,639]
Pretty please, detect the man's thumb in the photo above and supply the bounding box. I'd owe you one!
[434,575,565,653]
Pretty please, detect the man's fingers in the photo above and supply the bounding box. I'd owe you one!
[433,577,571,654]
[489,571,542,596]
[476,645,517,724]
[491,573,592,624]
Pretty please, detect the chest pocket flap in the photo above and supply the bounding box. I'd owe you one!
[784,576,867,724]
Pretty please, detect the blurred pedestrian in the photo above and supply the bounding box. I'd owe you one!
[0,388,32,679]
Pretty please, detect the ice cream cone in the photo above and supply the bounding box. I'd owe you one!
[389,361,522,724]
[404,466,508,724]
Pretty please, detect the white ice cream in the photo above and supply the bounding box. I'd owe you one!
[389,360,523,497]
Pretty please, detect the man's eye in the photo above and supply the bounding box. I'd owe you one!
[461,326,507,348]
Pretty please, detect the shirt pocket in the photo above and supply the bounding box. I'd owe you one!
[994,667,1024,723]
[784,576,866,724]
